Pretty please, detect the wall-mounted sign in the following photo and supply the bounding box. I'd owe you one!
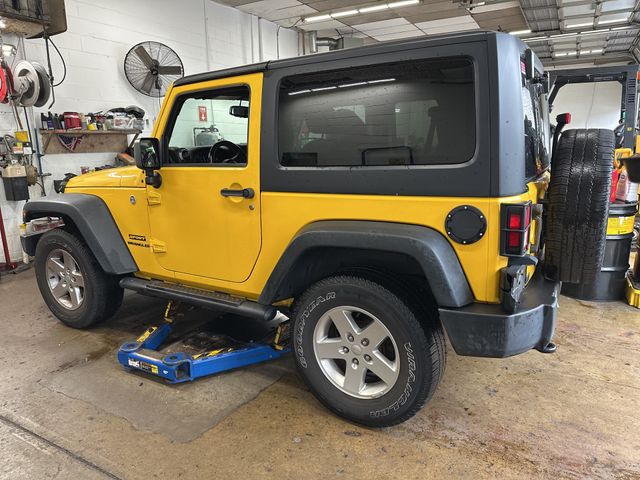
[198,106,207,122]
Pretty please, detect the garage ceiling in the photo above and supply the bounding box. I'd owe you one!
[215,0,640,67]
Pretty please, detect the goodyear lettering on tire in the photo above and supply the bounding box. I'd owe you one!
[295,292,336,369]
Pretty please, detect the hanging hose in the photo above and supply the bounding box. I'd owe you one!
[23,106,45,196]
[42,27,62,108]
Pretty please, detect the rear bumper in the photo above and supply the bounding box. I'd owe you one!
[438,271,560,358]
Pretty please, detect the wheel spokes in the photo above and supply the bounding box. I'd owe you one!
[359,319,389,349]
[45,249,84,310]
[315,338,345,359]
[62,250,76,271]
[47,257,65,277]
[68,287,82,308]
[342,361,366,395]
[329,309,359,338]
[72,271,85,288]
[50,281,67,299]
[313,305,400,399]
[369,351,399,386]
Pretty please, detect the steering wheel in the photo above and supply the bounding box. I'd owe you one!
[208,140,245,164]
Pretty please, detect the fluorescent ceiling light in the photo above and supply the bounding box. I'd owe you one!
[291,79,397,96]
[524,26,620,43]
[598,18,628,25]
[304,14,331,23]
[359,4,389,13]
[566,21,593,29]
[311,86,337,92]
[288,90,311,96]
[525,25,638,43]
[509,29,531,35]
[388,0,420,7]
[554,50,577,57]
[303,1,421,22]
[576,49,604,54]
[338,82,368,88]
[331,9,358,18]
[580,28,621,35]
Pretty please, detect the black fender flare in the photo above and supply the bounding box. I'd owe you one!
[259,220,474,308]
[22,193,137,275]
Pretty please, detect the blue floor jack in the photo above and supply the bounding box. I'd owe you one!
[117,302,291,383]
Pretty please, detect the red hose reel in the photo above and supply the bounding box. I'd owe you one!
[0,60,50,106]
[0,64,9,104]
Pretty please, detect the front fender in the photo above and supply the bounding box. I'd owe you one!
[23,193,137,275]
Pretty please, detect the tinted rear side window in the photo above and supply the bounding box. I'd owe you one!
[278,57,475,168]
[522,81,550,178]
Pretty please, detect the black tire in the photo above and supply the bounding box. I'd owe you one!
[342,268,447,375]
[35,229,124,328]
[291,275,445,427]
[545,129,614,284]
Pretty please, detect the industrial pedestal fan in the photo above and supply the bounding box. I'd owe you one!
[124,41,184,97]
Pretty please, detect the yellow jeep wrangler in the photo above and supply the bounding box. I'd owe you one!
[22,31,614,426]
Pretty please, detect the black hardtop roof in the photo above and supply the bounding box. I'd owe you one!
[174,30,508,87]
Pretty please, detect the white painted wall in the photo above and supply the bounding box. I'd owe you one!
[551,81,623,130]
[0,0,299,264]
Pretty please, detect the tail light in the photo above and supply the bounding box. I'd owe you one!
[500,202,532,257]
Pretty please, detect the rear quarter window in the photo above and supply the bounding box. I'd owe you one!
[522,82,550,178]
[278,57,475,168]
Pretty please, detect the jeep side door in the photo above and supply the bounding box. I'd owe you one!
[146,74,263,283]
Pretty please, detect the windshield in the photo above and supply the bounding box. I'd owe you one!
[522,81,551,178]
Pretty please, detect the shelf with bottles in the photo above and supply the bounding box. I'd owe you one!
[40,111,146,132]
[39,129,142,154]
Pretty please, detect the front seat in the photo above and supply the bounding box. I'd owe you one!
[303,109,369,166]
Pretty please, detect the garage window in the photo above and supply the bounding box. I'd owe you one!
[278,57,475,167]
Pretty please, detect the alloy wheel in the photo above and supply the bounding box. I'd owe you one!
[313,306,400,399]
[45,249,85,310]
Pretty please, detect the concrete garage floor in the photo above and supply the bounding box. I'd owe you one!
[1,269,639,479]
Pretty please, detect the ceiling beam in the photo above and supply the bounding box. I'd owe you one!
[544,54,634,66]
[563,8,633,21]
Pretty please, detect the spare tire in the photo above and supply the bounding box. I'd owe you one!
[545,129,614,284]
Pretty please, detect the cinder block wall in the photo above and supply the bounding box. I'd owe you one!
[0,0,299,264]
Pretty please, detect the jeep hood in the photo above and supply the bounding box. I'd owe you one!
[65,166,145,189]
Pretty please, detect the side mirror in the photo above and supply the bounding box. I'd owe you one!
[134,138,162,188]
[229,105,249,118]
[134,137,161,170]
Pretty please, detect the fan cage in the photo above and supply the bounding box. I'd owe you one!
[124,41,184,98]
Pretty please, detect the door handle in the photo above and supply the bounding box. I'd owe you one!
[220,187,255,199]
